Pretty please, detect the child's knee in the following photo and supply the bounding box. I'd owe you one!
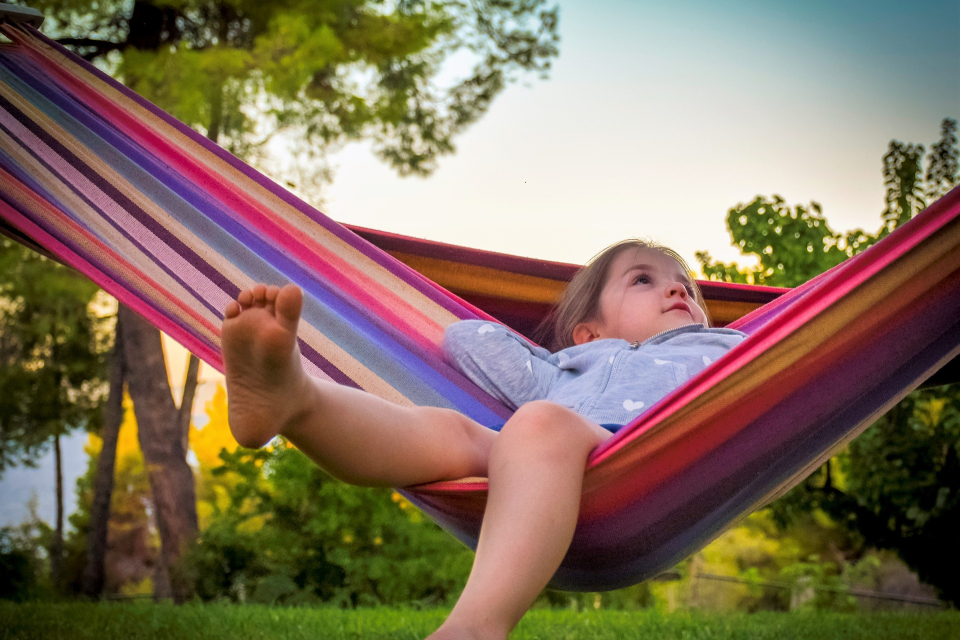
[497,401,596,455]
[508,401,570,432]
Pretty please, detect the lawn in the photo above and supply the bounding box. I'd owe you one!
[1,603,957,639]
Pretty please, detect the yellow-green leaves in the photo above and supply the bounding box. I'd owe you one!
[41,0,559,188]
[119,45,253,140]
[255,15,343,100]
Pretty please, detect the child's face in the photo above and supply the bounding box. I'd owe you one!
[574,247,707,345]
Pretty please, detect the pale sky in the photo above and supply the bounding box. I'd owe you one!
[321,0,959,270]
[3,0,958,526]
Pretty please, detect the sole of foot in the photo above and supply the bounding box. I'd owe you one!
[221,283,310,449]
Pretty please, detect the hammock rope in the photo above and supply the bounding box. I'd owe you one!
[1,22,958,591]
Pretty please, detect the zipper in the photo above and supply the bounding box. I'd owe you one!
[592,346,625,416]
[630,329,674,349]
[637,323,702,347]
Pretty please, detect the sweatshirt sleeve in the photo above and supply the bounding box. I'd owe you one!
[443,320,560,410]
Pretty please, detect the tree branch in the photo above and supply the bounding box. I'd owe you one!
[54,38,126,61]
[177,353,200,454]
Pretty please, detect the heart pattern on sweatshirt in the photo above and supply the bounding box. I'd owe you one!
[623,399,645,411]
[478,323,495,334]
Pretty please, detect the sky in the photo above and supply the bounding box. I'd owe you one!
[2,0,958,527]
[320,0,959,270]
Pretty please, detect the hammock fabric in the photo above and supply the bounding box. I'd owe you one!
[344,224,787,338]
[1,23,959,591]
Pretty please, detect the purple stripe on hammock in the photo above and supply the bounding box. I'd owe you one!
[23,26,475,320]
[0,168,224,358]
[0,95,234,315]
[0,192,227,368]
[0,141,226,333]
[0,56,240,301]
[0,53,507,418]
[296,337,361,389]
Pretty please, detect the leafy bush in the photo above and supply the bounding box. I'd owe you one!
[0,522,53,602]
[184,439,474,606]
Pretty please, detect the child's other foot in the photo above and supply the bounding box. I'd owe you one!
[221,283,312,448]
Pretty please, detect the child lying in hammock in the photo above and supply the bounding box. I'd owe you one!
[221,239,745,639]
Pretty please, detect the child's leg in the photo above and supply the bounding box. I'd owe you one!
[222,283,495,487]
[430,401,613,640]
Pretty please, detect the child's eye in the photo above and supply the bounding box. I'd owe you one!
[632,273,651,285]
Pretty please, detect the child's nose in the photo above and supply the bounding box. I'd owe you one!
[666,282,688,298]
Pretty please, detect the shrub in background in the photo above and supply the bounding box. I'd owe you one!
[184,439,474,607]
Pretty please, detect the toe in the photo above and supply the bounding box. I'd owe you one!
[275,284,303,331]
[265,285,280,304]
[237,289,253,308]
[225,300,240,319]
[252,284,267,306]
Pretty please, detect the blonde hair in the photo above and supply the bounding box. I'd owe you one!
[537,239,710,351]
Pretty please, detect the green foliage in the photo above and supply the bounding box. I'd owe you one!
[882,141,926,234]
[697,119,960,607]
[697,118,958,288]
[0,239,111,474]
[845,392,959,540]
[778,557,858,613]
[772,386,960,606]
[925,119,960,202]
[696,197,876,288]
[32,0,560,193]
[0,517,54,602]
[184,439,474,606]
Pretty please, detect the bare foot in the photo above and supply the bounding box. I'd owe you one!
[221,283,312,448]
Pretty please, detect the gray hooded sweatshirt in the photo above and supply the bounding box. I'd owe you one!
[443,320,746,431]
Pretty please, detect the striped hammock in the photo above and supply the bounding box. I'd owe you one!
[1,23,958,591]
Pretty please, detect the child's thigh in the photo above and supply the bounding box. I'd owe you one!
[398,405,498,479]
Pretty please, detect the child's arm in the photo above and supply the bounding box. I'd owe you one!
[444,320,561,410]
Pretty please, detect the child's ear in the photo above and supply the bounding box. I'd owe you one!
[573,321,600,346]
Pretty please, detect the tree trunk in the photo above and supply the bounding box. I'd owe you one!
[80,321,126,598]
[50,432,64,591]
[118,305,198,603]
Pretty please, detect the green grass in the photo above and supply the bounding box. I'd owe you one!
[1,603,957,639]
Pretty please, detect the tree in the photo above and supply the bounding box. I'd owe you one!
[31,0,560,188]
[73,389,172,597]
[111,305,199,601]
[696,118,960,606]
[79,321,125,597]
[0,238,110,590]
